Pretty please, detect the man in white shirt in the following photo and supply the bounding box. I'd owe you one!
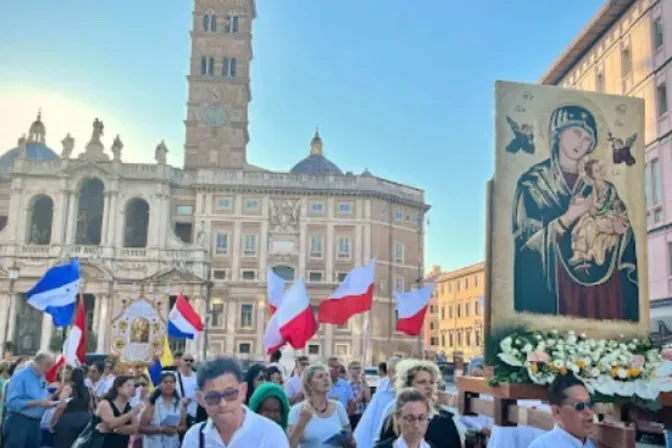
[284,356,310,405]
[174,351,199,425]
[182,356,288,447]
[268,350,288,378]
[529,374,596,448]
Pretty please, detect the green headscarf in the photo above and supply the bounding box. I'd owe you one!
[248,382,290,431]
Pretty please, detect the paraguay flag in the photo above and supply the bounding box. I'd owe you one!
[26,258,81,327]
[167,293,204,339]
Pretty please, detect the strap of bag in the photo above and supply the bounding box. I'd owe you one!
[177,371,186,397]
[199,421,207,448]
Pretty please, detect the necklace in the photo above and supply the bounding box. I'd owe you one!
[310,399,328,413]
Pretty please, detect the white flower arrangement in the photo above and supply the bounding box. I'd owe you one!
[493,329,672,401]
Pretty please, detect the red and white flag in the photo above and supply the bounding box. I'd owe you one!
[267,268,286,315]
[264,279,317,354]
[394,284,434,336]
[318,259,376,325]
[47,298,87,382]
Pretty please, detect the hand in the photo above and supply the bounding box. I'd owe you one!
[48,425,55,433]
[131,404,143,416]
[39,400,57,408]
[162,426,178,435]
[563,196,593,225]
[180,397,192,407]
[299,402,314,423]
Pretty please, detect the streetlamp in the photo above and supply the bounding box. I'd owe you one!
[3,263,20,358]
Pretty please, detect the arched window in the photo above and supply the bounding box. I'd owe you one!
[225,15,239,33]
[200,56,207,75]
[27,194,53,245]
[272,265,295,281]
[14,294,42,356]
[208,57,215,75]
[202,14,210,32]
[210,15,217,32]
[123,198,150,248]
[230,58,237,78]
[75,177,105,245]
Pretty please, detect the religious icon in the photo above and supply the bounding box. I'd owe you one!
[511,104,639,322]
[608,131,638,166]
[130,317,151,343]
[505,116,535,154]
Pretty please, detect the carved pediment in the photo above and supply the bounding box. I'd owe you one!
[63,160,116,179]
[144,267,205,285]
[80,261,114,281]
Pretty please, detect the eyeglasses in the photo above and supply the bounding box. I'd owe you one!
[203,388,240,406]
[564,401,595,412]
[184,359,194,363]
[400,413,429,424]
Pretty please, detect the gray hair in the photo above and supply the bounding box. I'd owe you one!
[34,352,54,364]
[196,356,244,389]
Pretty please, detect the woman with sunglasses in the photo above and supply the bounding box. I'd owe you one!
[375,388,433,448]
[138,371,185,448]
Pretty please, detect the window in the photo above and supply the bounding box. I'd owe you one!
[394,309,399,324]
[466,330,472,346]
[475,300,480,315]
[394,241,404,263]
[210,15,217,32]
[474,275,479,287]
[240,304,253,328]
[449,305,453,319]
[238,342,251,354]
[338,202,353,214]
[222,57,237,78]
[476,330,481,346]
[379,279,387,292]
[430,322,436,330]
[457,331,462,346]
[646,162,652,210]
[465,278,470,289]
[457,304,461,318]
[466,302,470,316]
[241,270,256,281]
[430,337,439,346]
[213,269,227,281]
[272,265,295,281]
[200,56,207,75]
[308,344,320,355]
[311,202,324,213]
[309,235,323,258]
[652,159,663,206]
[448,332,453,347]
[176,205,193,215]
[335,344,349,356]
[337,272,347,282]
[211,303,224,327]
[208,57,215,76]
[244,199,259,211]
[174,222,192,244]
[243,234,258,256]
[215,233,228,254]
[216,198,231,210]
[337,237,351,259]
[395,277,404,292]
[394,210,404,221]
[224,15,239,33]
[441,334,446,347]
[657,83,668,117]
[621,45,632,76]
[202,14,210,32]
[596,70,605,93]
[308,271,324,282]
[654,17,664,50]
[440,307,445,320]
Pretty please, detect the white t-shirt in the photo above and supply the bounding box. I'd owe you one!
[288,401,349,448]
[176,371,199,417]
[284,376,302,399]
[181,407,288,448]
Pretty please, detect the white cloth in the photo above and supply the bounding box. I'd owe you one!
[392,437,431,448]
[85,378,109,398]
[528,425,596,448]
[143,397,181,448]
[354,380,395,448]
[176,371,198,417]
[182,407,288,448]
[487,400,551,448]
[288,401,349,448]
[284,376,302,399]
[269,362,288,379]
[100,374,115,396]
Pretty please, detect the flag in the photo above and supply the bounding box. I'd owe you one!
[26,258,80,327]
[394,284,434,336]
[46,297,87,382]
[267,268,286,314]
[318,259,376,325]
[167,293,204,339]
[264,279,317,354]
[147,335,174,386]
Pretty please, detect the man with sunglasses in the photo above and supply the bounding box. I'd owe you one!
[529,374,597,447]
[182,356,289,447]
[174,352,199,428]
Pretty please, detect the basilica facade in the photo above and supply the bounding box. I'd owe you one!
[0,0,428,364]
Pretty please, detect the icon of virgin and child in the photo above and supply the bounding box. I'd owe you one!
[512,104,639,322]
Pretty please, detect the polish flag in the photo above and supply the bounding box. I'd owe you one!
[46,298,87,382]
[318,259,376,325]
[394,284,434,336]
[264,279,317,354]
[267,268,286,315]
[167,293,204,339]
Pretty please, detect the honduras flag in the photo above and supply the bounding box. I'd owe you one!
[26,258,81,327]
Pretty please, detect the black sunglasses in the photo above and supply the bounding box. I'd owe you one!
[203,388,240,406]
[184,359,194,363]
[565,401,595,412]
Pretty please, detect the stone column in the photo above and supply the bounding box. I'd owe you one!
[108,193,119,247]
[299,222,307,279]
[325,324,334,358]
[6,293,18,346]
[259,221,269,280]
[8,182,23,243]
[40,313,53,352]
[97,295,109,352]
[50,191,64,245]
[225,300,236,354]
[101,193,111,245]
[0,294,10,350]
[256,299,266,357]
[326,225,334,282]
[231,221,241,281]
[195,191,203,215]
[65,191,77,244]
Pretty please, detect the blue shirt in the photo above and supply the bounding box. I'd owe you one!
[5,365,49,419]
[328,378,354,410]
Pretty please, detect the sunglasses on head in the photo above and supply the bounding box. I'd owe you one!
[565,401,595,412]
[203,388,240,406]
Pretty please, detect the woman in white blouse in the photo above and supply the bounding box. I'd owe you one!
[288,363,355,448]
[374,388,433,448]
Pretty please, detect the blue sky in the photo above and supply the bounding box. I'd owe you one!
[0,0,604,271]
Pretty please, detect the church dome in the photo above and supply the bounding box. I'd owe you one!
[0,112,60,169]
[289,129,343,176]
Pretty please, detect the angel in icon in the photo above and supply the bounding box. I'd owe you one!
[569,158,630,269]
[608,132,637,166]
[505,116,535,154]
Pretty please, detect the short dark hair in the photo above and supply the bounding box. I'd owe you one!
[548,374,586,406]
[197,356,244,389]
[296,356,309,364]
[378,362,387,375]
[173,351,184,359]
[270,350,282,362]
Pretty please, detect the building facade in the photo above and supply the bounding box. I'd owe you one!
[0,0,428,363]
[541,0,672,342]
[423,265,441,357]
[426,262,484,362]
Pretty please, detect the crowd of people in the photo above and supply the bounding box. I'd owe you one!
[0,349,608,448]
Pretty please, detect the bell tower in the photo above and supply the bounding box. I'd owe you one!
[183,0,255,170]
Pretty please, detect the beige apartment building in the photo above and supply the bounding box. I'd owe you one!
[0,0,428,364]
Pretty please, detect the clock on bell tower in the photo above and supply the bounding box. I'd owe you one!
[183,0,255,170]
